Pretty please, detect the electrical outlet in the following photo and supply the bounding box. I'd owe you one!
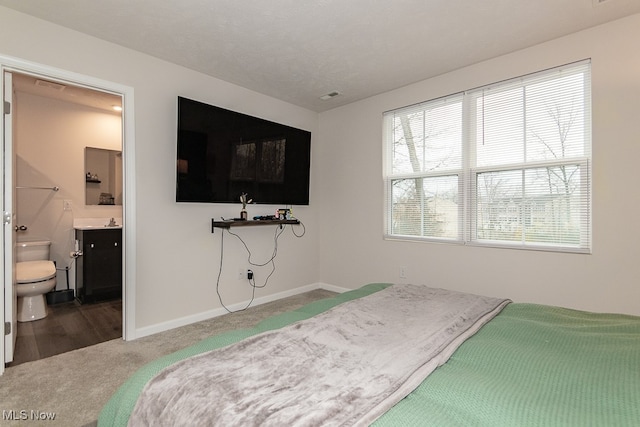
[63,200,73,211]
[399,266,407,279]
[238,268,246,280]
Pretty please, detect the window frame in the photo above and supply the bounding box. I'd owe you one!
[383,60,592,254]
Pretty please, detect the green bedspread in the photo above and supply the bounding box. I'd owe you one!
[99,283,640,426]
[376,300,640,426]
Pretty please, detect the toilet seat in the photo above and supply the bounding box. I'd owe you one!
[16,260,56,283]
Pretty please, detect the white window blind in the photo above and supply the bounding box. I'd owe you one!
[384,60,591,253]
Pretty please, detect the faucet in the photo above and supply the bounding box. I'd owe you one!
[107,217,117,227]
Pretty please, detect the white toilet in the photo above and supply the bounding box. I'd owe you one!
[16,240,57,322]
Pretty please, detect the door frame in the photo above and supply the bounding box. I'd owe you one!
[2,70,16,365]
[1,54,137,374]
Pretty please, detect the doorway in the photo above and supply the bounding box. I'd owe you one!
[11,72,122,365]
[1,57,136,374]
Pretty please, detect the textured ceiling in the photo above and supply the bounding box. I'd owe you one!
[2,0,640,112]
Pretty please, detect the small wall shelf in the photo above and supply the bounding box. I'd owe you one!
[86,178,102,183]
[211,219,300,233]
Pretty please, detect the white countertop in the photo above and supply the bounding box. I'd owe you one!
[73,218,123,230]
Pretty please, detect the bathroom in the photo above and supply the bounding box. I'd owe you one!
[9,72,123,365]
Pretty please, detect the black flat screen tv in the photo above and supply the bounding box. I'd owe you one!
[176,97,311,205]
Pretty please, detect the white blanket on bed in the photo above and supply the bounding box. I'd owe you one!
[129,284,510,427]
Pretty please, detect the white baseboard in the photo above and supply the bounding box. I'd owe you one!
[135,282,346,339]
[316,282,352,294]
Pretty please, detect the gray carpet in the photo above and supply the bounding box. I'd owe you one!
[0,289,336,427]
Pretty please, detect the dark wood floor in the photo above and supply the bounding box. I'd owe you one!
[8,298,122,367]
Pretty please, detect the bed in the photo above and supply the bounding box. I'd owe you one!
[98,283,640,426]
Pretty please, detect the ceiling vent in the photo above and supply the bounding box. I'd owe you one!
[35,79,66,92]
[320,91,341,100]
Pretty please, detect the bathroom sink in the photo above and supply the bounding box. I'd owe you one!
[73,218,123,230]
[73,225,122,230]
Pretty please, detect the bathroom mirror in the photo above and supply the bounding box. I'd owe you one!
[85,147,123,205]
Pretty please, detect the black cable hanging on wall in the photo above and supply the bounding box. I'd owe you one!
[215,221,305,313]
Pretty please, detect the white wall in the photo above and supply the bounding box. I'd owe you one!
[15,91,122,290]
[0,7,320,331]
[317,14,640,316]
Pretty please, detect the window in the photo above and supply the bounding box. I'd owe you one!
[383,61,591,253]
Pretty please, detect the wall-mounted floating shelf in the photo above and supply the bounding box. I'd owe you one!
[211,219,300,233]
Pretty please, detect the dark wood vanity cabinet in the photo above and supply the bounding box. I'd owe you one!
[76,228,122,303]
